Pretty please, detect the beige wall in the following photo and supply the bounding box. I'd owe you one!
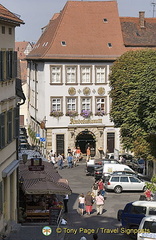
[0,24,15,50]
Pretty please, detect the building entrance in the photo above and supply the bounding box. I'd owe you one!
[76,130,96,156]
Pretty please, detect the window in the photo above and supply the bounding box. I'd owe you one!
[50,66,62,84]
[0,51,17,81]
[9,28,12,35]
[108,43,112,48]
[111,177,119,182]
[131,206,146,215]
[81,97,91,111]
[96,97,105,111]
[129,177,140,183]
[0,112,5,149]
[80,66,91,84]
[2,26,5,34]
[61,41,66,46]
[51,97,62,112]
[120,177,129,182]
[66,98,77,111]
[149,208,156,215]
[66,66,77,84]
[95,66,106,83]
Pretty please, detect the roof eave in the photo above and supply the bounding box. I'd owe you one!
[0,16,24,26]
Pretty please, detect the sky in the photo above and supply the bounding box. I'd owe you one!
[0,0,155,42]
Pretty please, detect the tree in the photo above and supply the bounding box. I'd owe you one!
[109,49,156,160]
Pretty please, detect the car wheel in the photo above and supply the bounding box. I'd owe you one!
[143,186,146,192]
[117,210,122,221]
[114,185,122,193]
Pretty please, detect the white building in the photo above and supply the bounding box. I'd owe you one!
[0,4,24,234]
[27,1,126,157]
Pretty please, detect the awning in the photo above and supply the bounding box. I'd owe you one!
[19,160,72,195]
[2,160,19,178]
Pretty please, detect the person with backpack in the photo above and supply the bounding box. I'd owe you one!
[92,180,99,197]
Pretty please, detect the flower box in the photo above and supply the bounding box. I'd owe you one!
[50,111,63,117]
[80,110,92,118]
[65,111,78,117]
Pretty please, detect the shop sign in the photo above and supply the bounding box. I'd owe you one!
[70,118,102,124]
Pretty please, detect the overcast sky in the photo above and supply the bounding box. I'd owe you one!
[0,0,155,42]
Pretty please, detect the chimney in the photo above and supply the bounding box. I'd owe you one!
[139,11,145,28]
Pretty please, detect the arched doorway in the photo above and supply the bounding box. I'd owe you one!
[76,130,96,156]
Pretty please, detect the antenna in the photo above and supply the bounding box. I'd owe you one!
[151,0,156,17]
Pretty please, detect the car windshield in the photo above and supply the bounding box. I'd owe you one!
[143,221,156,233]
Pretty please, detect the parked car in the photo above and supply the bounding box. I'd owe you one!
[117,201,156,238]
[137,215,156,240]
[86,158,118,176]
[105,174,146,193]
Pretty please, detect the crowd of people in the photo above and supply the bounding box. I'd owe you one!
[47,146,85,169]
[78,178,106,216]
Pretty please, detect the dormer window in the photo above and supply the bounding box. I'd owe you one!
[108,43,112,48]
[103,18,108,23]
[61,41,66,46]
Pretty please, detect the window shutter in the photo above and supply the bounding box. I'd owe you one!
[0,51,4,81]
[0,182,3,214]
[14,107,19,138]
[13,51,17,78]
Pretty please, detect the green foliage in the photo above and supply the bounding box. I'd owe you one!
[145,175,156,192]
[109,49,156,159]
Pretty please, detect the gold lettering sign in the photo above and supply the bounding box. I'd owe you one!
[70,118,102,124]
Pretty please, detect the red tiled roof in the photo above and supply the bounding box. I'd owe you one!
[0,4,24,25]
[27,1,126,60]
[120,17,156,47]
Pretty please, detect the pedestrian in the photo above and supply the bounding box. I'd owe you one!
[144,188,153,201]
[75,147,81,163]
[93,233,98,239]
[63,194,69,213]
[95,191,105,215]
[50,154,56,165]
[67,146,72,156]
[85,191,94,215]
[98,179,105,196]
[67,153,73,168]
[57,153,63,169]
[78,193,85,215]
[86,146,91,162]
[92,180,99,197]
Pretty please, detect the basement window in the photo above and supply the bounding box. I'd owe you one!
[61,41,66,46]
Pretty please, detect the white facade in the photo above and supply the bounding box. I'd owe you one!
[28,60,121,157]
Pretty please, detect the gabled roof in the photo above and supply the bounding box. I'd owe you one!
[120,16,156,47]
[27,1,126,61]
[0,4,24,26]
[15,41,34,59]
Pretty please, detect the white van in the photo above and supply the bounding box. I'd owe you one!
[103,163,135,178]
[137,215,156,240]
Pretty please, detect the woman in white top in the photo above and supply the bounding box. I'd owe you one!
[78,193,85,215]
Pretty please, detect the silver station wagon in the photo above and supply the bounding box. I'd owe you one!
[105,174,146,193]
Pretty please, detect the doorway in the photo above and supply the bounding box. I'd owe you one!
[76,130,96,156]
